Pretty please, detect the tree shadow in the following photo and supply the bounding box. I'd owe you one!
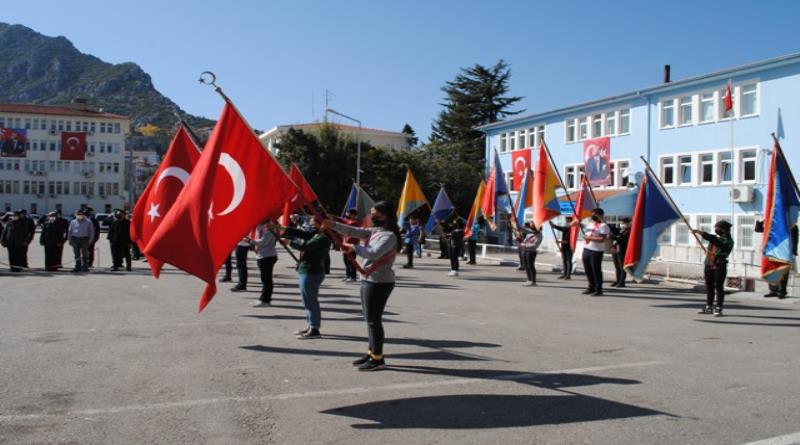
[320,392,667,429]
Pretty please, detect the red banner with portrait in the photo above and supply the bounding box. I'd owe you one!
[583,137,611,186]
[0,128,28,158]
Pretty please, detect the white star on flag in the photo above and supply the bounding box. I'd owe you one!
[147,203,161,223]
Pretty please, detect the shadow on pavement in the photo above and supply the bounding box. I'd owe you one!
[321,333,500,350]
[652,303,791,311]
[695,319,800,328]
[239,345,489,361]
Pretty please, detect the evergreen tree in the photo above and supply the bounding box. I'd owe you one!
[401,123,419,147]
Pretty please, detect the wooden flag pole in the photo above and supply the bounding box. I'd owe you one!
[639,156,707,253]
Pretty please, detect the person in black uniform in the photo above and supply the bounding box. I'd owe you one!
[40,211,68,271]
[1,211,32,271]
[610,217,631,287]
[85,208,101,269]
[438,220,451,259]
[694,221,735,317]
[446,219,465,277]
[18,209,36,268]
[755,219,798,299]
[550,216,574,279]
[107,209,132,271]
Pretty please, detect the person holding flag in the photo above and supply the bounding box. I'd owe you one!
[582,208,610,296]
[402,215,422,269]
[323,201,401,371]
[464,181,486,265]
[550,216,574,280]
[610,217,631,288]
[693,221,734,316]
[340,208,361,282]
[519,222,543,286]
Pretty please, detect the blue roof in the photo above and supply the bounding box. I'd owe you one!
[478,52,800,132]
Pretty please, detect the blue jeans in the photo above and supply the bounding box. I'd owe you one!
[299,273,324,329]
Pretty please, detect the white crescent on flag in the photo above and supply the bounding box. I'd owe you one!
[514,156,527,176]
[217,153,246,216]
[154,166,190,193]
[66,136,80,149]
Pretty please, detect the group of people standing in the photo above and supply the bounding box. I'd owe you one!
[0,207,135,273]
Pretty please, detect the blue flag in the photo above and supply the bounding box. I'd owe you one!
[425,186,455,233]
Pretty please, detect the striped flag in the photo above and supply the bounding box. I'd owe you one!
[761,139,800,282]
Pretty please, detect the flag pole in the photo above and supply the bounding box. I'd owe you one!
[541,141,585,235]
[179,119,204,154]
[771,133,800,198]
[639,156,707,253]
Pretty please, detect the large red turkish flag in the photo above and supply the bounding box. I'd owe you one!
[511,148,531,191]
[144,102,297,311]
[60,132,86,160]
[130,125,200,278]
[290,163,319,204]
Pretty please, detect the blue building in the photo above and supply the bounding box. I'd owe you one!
[479,52,800,274]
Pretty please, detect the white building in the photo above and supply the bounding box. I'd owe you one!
[0,102,130,215]
[259,122,412,153]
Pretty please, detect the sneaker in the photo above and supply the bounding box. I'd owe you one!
[564,276,571,280]
[293,327,309,336]
[697,305,712,314]
[516,266,525,271]
[297,329,321,340]
[713,306,723,317]
[230,285,246,292]
[591,291,604,296]
[402,264,413,269]
[581,289,595,295]
[358,358,387,371]
[522,281,534,287]
[609,282,619,287]
[778,294,788,299]
[352,354,371,366]
[252,301,271,308]
[220,277,232,283]
[617,283,626,288]
[763,292,777,298]
[447,270,459,277]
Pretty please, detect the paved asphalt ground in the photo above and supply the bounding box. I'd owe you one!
[1,247,799,445]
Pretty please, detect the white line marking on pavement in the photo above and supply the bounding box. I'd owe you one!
[0,360,662,422]
[742,431,800,445]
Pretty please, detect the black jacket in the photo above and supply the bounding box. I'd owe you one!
[610,225,631,256]
[107,218,131,244]
[1,219,32,247]
[40,218,68,246]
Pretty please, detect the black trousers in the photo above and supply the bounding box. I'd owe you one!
[360,281,395,356]
[561,249,573,277]
[44,244,63,270]
[449,245,460,271]
[7,246,27,271]
[111,242,131,269]
[257,256,277,302]
[612,252,626,285]
[439,237,449,258]
[324,251,331,274]
[768,272,790,296]
[343,253,357,279]
[224,254,233,279]
[467,239,477,264]
[235,245,249,287]
[518,248,524,268]
[88,241,96,267]
[523,250,537,283]
[704,264,727,307]
[404,244,414,267]
[582,249,604,292]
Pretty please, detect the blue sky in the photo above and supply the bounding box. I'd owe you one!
[5,1,799,141]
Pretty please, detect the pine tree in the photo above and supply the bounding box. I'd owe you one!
[401,123,419,147]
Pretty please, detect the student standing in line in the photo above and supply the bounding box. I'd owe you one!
[520,224,543,286]
[694,221,734,317]
[341,208,361,282]
[252,220,278,307]
[284,215,331,339]
[324,201,400,371]
[610,217,631,288]
[466,216,483,265]
[581,208,610,296]
[447,219,465,277]
[550,216,574,279]
[402,215,420,269]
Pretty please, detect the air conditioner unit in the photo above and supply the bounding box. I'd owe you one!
[730,185,754,203]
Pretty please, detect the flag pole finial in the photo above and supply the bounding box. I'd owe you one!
[198,71,231,103]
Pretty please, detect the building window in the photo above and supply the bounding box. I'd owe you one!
[700,153,714,184]
[565,166,576,189]
[676,223,690,245]
[592,114,602,137]
[741,83,758,117]
[609,161,616,187]
[699,93,715,123]
[66,121,72,131]
[499,133,507,152]
[536,125,544,147]
[509,131,516,151]
[578,117,588,140]
[90,122,96,133]
[504,172,513,191]
[619,108,630,134]
[24,118,31,130]
[618,160,630,187]
[517,131,525,149]
[661,157,675,185]
[679,155,692,185]
[605,112,616,136]
[679,96,693,126]
[740,149,757,182]
[719,151,733,183]
[576,165,585,185]
[661,99,675,128]
[527,128,536,148]
[566,120,576,143]
[659,224,673,245]
[738,215,756,249]
[114,123,121,134]
[100,122,106,133]
[40,119,47,130]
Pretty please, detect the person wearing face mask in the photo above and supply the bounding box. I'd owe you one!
[550,216,575,279]
[40,211,68,271]
[582,208,610,296]
[68,209,95,273]
[610,217,631,288]
[324,200,400,371]
[1,211,32,272]
[693,221,734,317]
[282,215,331,339]
[107,209,132,271]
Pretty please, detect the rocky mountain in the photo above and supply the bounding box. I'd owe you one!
[0,23,215,152]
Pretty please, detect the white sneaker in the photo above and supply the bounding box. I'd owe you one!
[522,281,534,286]
[252,301,270,308]
[447,270,459,277]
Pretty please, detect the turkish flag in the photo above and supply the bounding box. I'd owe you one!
[290,163,319,204]
[144,102,297,311]
[723,82,733,113]
[511,148,531,191]
[60,132,86,160]
[130,125,200,278]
